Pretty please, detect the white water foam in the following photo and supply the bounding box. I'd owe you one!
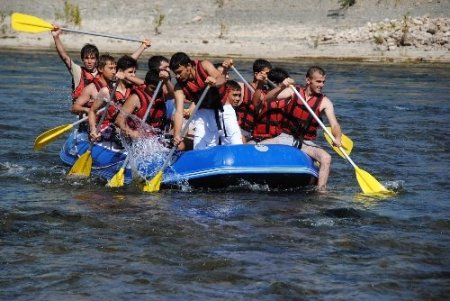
[119,115,170,179]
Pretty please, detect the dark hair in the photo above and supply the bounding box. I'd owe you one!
[306,66,326,78]
[169,52,192,71]
[148,55,169,72]
[225,79,241,91]
[253,58,272,73]
[213,62,223,70]
[144,70,160,86]
[80,43,99,60]
[97,54,115,70]
[268,67,290,85]
[116,55,137,72]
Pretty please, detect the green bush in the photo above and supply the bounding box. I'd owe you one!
[55,0,81,26]
[339,0,356,9]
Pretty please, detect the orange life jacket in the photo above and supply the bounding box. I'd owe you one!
[234,84,257,133]
[102,88,131,126]
[282,86,323,141]
[71,67,97,102]
[179,60,225,109]
[131,86,167,130]
[252,96,289,139]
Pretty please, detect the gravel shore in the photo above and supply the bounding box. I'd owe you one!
[1,0,449,62]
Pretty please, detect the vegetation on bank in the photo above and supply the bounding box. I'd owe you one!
[55,0,81,26]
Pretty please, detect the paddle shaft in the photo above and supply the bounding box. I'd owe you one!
[157,86,211,173]
[61,27,142,43]
[142,81,163,121]
[85,81,118,153]
[231,66,255,93]
[73,107,105,127]
[289,86,357,168]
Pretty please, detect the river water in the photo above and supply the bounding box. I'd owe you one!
[0,50,449,300]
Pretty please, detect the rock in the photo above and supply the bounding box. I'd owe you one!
[400,32,414,46]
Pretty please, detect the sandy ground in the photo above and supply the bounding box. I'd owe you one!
[1,0,449,62]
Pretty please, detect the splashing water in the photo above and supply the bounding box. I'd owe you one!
[119,114,171,179]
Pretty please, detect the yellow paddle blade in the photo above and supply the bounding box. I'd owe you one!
[106,168,125,188]
[143,170,163,192]
[34,124,73,151]
[355,166,389,194]
[324,127,354,159]
[68,150,92,177]
[11,13,54,33]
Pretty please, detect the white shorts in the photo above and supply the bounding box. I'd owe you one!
[256,132,318,149]
[192,108,220,150]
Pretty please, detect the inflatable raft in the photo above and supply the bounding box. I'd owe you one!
[60,131,318,189]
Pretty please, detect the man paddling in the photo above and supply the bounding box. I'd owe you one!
[265,66,343,191]
[169,52,227,150]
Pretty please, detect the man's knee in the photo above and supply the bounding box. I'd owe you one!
[320,151,332,166]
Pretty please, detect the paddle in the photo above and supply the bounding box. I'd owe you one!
[33,108,105,151]
[143,85,211,192]
[230,66,255,93]
[106,80,164,188]
[290,85,389,194]
[324,127,353,158]
[68,81,118,177]
[11,12,142,43]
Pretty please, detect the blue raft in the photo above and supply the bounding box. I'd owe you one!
[60,131,319,189]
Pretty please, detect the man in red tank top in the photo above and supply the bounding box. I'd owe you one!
[169,52,226,150]
[51,26,150,102]
[264,66,343,191]
[72,54,117,116]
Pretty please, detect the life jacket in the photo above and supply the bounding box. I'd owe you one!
[179,60,225,110]
[71,67,97,102]
[282,86,323,141]
[252,95,289,139]
[103,88,131,127]
[234,84,256,133]
[79,78,111,133]
[130,86,167,130]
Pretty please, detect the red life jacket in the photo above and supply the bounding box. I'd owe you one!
[71,67,97,102]
[234,84,256,133]
[252,95,289,139]
[179,60,225,109]
[79,77,108,111]
[282,86,323,141]
[103,88,131,126]
[131,86,167,130]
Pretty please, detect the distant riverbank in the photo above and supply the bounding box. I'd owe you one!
[1,0,449,63]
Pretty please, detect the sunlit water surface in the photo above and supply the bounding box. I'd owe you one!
[0,50,449,300]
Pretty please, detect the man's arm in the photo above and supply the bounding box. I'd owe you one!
[72,84,95,114]
[130,38,151,60]
[88,97,105,141]
[172,86,186,148]
[321,97,342,147]
[251,71,268,107]
[115,94,140,138]
[115,70,145,86]
[265,78,295,102]
[51,26,72,70]
[202,60,226,87]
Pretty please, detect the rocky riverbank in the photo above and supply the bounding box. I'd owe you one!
[0,0,449,62]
